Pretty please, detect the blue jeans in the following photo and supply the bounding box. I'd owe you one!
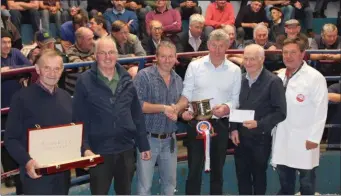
[40,10,62,38]
[276,164,316,195]
[265,5,294,22]
[136,134,177,195]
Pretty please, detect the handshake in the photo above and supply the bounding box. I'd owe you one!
[163,104,195,121]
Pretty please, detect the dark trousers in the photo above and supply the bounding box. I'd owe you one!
[234,134,272,195]
[276,164,316,195]
[185,118,230,195]
[10,9,40,33]
[89,148,136,195]
[20,169,70,195]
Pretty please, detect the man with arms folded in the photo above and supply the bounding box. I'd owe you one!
[72,36,151,195]
[5,49,72,194]
[271,37,328,195]
[134,41,183,195]
[175,29,241,195]
[230,44,287,195]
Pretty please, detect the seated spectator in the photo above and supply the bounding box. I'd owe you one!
[222,24,244,66]
[1,9,22,49]
[171,0,202,20]
[8,0,40,33]
[111,20,146,78]
[125,0,150,38]
[87,0,111,18]
[89,14,109,39]
[145,0,181,37]
[204,0,235,37]
[177,14,207,78]
[310,23,341,76]
[264,0,294,22]
[275,19,309,49]
[269,6,285,42]
[27,30,67,64]
[142,20,172,55]
[1,28,32,107]
[327,82,341,150]
[235,0,268,41]
[39,0,62,39]
[291,0,313,37]
[65,27,95,94]
[104,0,139,35]
[60,12,88,52]
[61,0,88,22]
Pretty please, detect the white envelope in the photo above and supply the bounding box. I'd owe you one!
[229,109,255,123]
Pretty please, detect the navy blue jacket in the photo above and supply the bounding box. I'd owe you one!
[72,62,150,155]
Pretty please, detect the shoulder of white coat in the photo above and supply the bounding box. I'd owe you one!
[303,62,325,81]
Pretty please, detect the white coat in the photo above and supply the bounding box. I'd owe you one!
[271,61,328,170]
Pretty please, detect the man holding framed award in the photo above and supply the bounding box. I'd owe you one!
[175,29,241,195]
[4,49,72,194]
[72,36,151,195]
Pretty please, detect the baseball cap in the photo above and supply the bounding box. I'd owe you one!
[35,30,56,44]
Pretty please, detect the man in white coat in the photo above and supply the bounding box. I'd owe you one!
[271,37,328,195]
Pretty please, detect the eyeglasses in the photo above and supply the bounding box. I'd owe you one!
[97,50,117,56]
[41,66,62,73]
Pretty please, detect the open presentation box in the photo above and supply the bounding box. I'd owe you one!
[28,123,104,175]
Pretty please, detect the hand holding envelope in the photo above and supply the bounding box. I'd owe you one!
[230,109,257,129]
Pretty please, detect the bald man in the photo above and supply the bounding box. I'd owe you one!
[230,44,286,195]
[65,27,95,95]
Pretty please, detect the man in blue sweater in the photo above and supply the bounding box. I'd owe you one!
[72,36,151,195]
[4,49,72,194]
[104,0,139,35]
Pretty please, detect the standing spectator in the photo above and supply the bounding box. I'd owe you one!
[134,41,183,195]
[272,37,328,195]
[111,20,146,78]
[171,0,202,20]
[264,0,294,22]
[204,0,235,37]
[104,0,139,35]
[4,49,72,195]
[65,27,95,95]
[145,0,182,37]
[269,7,285,42]
[235,0,268,41]
[72,36,151,195]
[230,44,286,195]
[39,0,62,39]
[89,14,109,39]
[60,0,88,22]
[175,29,241,195]
[60,12,88,52]
[7,0,40,33]
[291,0,313,36]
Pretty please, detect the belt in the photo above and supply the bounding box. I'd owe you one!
[148,132,173,139]
[210,117,229,122]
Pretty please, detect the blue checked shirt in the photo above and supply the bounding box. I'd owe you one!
[134,65,183,134]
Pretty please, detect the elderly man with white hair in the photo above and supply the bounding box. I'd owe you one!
[230,44,287,195]
[244,24,276,50]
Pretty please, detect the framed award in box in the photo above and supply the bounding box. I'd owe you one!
[28,123,104,175]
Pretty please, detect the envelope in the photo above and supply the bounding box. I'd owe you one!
[229,109,255,123]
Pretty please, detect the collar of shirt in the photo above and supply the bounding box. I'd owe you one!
[113,8,125,15]
[215,3,226,11]
[152,39,160,48]
[150,64,177,84]
[204,55,228,70]
[188,30,201,52]
[274,19,282,25]
[36,80,57,95]
[246,66,263,87]
[154,8,168,14]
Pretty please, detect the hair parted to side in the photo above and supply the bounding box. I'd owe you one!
[94,36,118,54]
[35,49,63,66]
[156,41,177,56]
[189,14,205,25]
[111,20,130,32]
[283,37,306,52]
[208,29,230,46]
[322,23,337,35]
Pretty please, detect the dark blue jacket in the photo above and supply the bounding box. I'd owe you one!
[72,62,150,155]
